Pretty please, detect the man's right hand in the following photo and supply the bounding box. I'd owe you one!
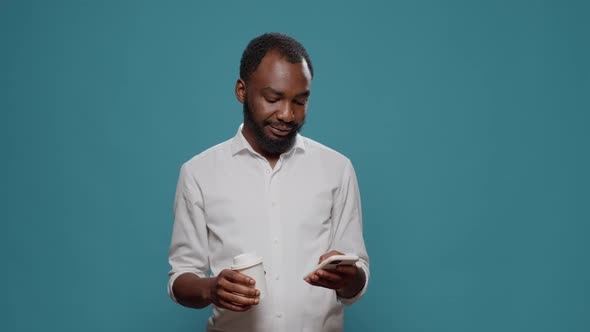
[209,269,260,312]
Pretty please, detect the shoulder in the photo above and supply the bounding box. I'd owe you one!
[298,135,356,183]
[300,135,352,167]
[181,138,233,174]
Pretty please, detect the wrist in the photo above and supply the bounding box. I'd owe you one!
[336,268,365,299]
[173,273,215,309]
[203,277,215,303]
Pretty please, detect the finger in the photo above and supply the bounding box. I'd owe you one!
[218,288,259,306]
[305,275,322,287]
[221,270,256,287]
[316,269,344,283]
[307,276,338,290]
[309,272,326,283]
[217,298,252,312]
[334,265,357,276]
[219,278,260,298]
[319,250,343,263]
[309,272,340,288]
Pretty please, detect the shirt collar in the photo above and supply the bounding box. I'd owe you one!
[230,123,306,156]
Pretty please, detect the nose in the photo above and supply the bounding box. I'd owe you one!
[275,101,295,123]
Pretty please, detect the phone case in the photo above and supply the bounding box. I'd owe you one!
[303,254,359,279]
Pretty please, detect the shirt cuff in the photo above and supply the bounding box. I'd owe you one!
[167,270,205,303]
[337,261,369,306]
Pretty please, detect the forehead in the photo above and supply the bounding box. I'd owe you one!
[249,51,312,92]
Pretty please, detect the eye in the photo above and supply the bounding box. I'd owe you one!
[294,99,307,106]
[265,97,279,103]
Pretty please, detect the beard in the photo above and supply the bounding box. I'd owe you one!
[243,95,304,155]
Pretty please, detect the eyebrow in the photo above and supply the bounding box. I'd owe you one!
[262,87,310,98]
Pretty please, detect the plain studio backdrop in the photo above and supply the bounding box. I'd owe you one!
[1,1,588,331]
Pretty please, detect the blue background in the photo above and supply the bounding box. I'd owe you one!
[2,0,589,331]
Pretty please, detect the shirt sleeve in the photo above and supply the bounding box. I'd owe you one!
[330,160,370,306]
[167,163,210,303]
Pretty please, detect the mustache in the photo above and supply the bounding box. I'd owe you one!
[264,120,301,130]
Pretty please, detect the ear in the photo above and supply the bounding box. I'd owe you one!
[235,79,246,104]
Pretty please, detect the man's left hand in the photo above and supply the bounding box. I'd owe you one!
[304,250,359,290]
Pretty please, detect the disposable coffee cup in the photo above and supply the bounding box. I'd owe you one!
[230,253,267,300]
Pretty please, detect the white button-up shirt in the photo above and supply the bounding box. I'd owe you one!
[168,125,369,332]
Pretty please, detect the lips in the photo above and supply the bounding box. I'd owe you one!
[268,125,293,137]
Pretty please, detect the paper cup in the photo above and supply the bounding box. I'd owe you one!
[231,253,267,300]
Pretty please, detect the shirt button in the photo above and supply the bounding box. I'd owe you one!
[273,238,279,244]
[271,201,277,207]
[275,274,280,280]
[276,313,282,318]
[265,169,270,174]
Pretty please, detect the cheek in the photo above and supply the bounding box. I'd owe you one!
[295,107,307,121]
[251,100,276,117]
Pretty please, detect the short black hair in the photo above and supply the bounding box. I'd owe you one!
[240,32,314,82]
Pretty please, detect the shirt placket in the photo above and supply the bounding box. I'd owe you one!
[267,157,286,330]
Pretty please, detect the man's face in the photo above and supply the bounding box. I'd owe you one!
[238,51,312,156]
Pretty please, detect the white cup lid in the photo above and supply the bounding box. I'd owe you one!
[231,253,263,270]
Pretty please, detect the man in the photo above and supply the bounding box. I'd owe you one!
[168,32,369,332]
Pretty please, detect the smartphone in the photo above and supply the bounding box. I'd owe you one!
[303,254,359,279]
